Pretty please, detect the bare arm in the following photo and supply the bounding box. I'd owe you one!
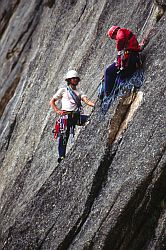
[50,98,66,115]
[139,28,156,51]
[82,96,95,107]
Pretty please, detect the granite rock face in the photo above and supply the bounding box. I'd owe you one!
[0,0,166,249]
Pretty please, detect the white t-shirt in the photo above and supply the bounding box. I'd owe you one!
[53,87,87,111]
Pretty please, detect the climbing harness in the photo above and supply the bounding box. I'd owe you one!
[52,86,84,143]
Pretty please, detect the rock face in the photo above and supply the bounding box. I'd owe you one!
[0,0,166,249]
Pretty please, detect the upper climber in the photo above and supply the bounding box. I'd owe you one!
[104,26,146,96]
[108,26,141,52]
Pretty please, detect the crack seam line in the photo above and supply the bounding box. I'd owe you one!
[33,141,116,250]
[0,0,21,39]
[59,0,88,52]
[89,190,122,247]
[10,2,43,73]
[58,147,118,249]
[37,222,56,250]
[90,147,166,247]
[10,0,43,52]
[1,1,44,118]
[124,156,166,250]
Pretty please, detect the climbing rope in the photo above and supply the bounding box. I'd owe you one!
[141,3,155,34]
[82,80,102,108]
[101,68,144,114]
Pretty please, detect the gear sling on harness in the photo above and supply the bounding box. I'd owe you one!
[53,115,68,140]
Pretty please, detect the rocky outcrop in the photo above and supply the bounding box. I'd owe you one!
[0,0,166,249]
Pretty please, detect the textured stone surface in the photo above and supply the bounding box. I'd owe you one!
[0,0,44,117]
[0,0,166,249]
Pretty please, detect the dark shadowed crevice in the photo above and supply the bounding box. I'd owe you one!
[1,0,44,118]
[108,94,134,145]
[54,148,117,250]
[6,16,34,61]
[36,222,56,249]
[124,148,166,250]
[0,116,17,166]
[102,149,166,250]
[43,0,55,8]
[0,0,21,39]
[0,158,33,223]
[6,0,43,64]
[5,117,17,151]
[153,0,166,22]
[0,76,20,118]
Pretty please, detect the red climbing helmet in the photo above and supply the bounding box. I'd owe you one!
[107,26,120,38]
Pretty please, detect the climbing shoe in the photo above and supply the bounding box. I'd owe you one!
[57,157,64,163]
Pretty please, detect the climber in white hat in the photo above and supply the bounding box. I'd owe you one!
[50,70,95,163]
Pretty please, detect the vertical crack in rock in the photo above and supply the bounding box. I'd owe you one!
[115,91,143,142]
[64,0,88,43]
[76,0,88,24]
[123,149,166,250]
[0,76,20,118]
[36,222,57,250]
[0,0,44,118]
[5,117,17,151]
[54,150,117,250]
[101,149,166,250]
[0,158,33,223]
[108,90,138,145]
[7,0,43,66]
[140,0,165,42]
[0,0,21,39]
[0,116,17,166]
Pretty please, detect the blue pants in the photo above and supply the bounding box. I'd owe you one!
[104,62,118,94]
[104,52,141,95]
[58,114,88,158]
